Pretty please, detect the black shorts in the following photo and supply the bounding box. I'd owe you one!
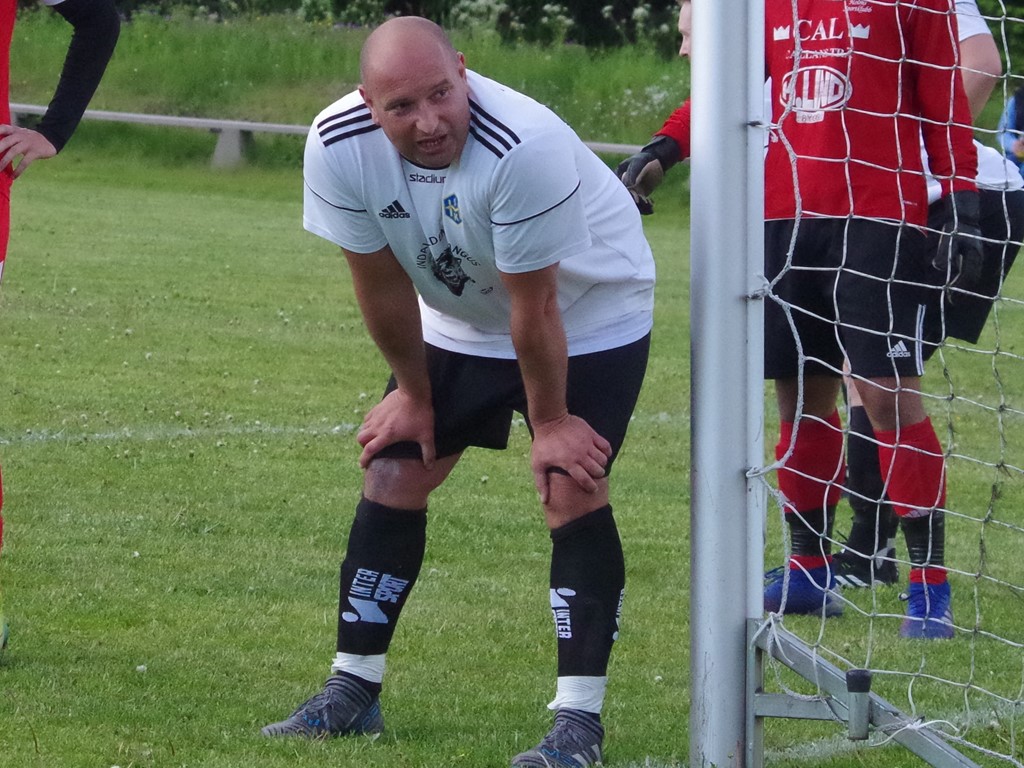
[919,187,1024,351]
[764,218,931,380]
[375,333,651,476]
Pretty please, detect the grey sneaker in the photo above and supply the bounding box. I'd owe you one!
[511,709,604,767]
[261,674,383,739]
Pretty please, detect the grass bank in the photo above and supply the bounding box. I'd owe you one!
[11,10,689,146]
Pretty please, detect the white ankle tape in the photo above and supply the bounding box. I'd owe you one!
[547,675,607,714]
[330,652,386,684]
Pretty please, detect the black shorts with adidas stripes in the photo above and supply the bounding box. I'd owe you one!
[764,218,931,380]
[373,334,650,475]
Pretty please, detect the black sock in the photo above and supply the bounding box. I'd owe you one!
[901,510,946,569]
[336,497,426,656]
[550,505,625,678]
[845,406,898,555]
[788,506,834,558]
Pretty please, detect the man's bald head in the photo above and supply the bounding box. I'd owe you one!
[360,16,459,87]
[357,16,471,169]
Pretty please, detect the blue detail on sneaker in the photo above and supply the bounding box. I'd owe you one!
[261,674,384,738]
[900,581,954,640]
[764,564,843,617]
[511,709,604,767]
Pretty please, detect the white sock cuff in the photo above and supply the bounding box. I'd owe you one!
[547,675,608,715]
[330,652,386,684]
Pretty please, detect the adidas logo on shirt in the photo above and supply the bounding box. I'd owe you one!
[886,340,912,359]
[378,200,410,219]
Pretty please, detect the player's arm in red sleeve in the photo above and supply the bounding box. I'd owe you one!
[913,0,976,194]
[615,99,690,214]
[654,100,691,161]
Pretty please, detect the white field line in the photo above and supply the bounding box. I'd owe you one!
[0,422,361,446]
[0,411,689,447]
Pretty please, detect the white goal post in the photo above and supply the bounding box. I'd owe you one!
[688,0,766,764]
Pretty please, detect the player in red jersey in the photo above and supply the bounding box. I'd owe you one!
[0,0,119,652]
[761,0,981,639]
[622,0,986,639]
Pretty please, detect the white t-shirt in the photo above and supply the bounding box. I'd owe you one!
[920,0,1023,202]
[953,0,990,41]
[925,140,1024,203]
[304,70,655,358]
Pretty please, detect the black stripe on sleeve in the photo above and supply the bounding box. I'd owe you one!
[469,126,509,159]
[491,180,581,227]
[323,123,381,147]
[469,99,522,146]
[318,104,381,146]
[305,180,367,213]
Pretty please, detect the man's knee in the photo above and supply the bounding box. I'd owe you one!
[857,377,925,431]
[776,375,842,421]
[543,476,611,530]
[363,455,458,509]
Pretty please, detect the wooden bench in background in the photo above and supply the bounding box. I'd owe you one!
[10,102,642,168]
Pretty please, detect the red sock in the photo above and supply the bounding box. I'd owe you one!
[909,567,947,584]
[777,413,843,571]
[775,410,845,512]
[875,418,946,517]
[791,554,829,570]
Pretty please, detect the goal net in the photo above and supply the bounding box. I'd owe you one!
[690,1,1024,766]
[765,3,1024,765]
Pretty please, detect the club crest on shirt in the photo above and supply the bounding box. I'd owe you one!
[443,194,462,224]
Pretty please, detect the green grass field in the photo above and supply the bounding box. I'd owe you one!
[2,121,1023,768]
[4,12,1024,767]
[0,128,696,768]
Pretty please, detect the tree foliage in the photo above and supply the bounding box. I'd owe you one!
[18,0,679,55]
[15,0,1024,67]
[976,0,1024,84]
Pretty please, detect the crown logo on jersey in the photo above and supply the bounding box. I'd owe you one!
[850,23,870,39]
[773,25,790,41]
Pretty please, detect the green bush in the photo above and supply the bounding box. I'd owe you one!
[16,0,680,53]
[978,0,1024,80]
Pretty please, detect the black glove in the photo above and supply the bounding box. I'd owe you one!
[933,190,985,300]
[615,134,681,215]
